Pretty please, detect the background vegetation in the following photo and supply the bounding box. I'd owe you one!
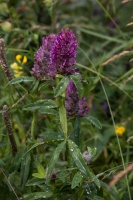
[0,0,133,199]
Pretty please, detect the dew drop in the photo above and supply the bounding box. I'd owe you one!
[71,149,73,151]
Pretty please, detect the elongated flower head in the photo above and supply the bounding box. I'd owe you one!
[32,30,78,80]
[65,79,88,117]
[49,29,78,76]
[32,34,56,80]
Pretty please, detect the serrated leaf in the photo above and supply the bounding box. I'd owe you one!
[6,76,35,87]
[84,115,102,129]
[71,172,83,189]
[23,100,57,111]
[47,141,66,179]
[54,77,69,97]
[70,74,83,98]
[20,148,31,187]
[68,139,90,176]
[23,191,53,200]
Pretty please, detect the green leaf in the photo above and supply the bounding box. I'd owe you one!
[68,139,90,176]
[40,131,64,142]
[74,117,81,147]
[101,181,120,200]
[39,108,58,116]
[0,110,5,113]
[23,100,57,111]
[32,173,44,179]
[32,165,46,179]
[80,28,123,43]
[26,178,45,186]
[87,147,97,158]
[6,76,35,86]
[120,83,133,91]
[54,77,69,97]
[20,148,31,187]
[37,164,46,175]
[90,172,100,188]
[84,115,102,129]
[70,74,83,98]
[24,142,44,155]
[59,101,67,135]
[29,80,39,93]
[0,141,9,147]
[71,172,83,189]
[13,147,26,170]
[23,192,53,200]
[0,159,5,167]
[38,82,49,92]
[47,141,66,179]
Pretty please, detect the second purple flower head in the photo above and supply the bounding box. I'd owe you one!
[32,29,78,80]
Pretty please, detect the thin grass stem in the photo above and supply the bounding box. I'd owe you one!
[78,47,131,200]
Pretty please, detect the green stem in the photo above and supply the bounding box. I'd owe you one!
[73,117,81,149]
[31,110,38,139]
[96,0,126,41]
[78,47,131,200]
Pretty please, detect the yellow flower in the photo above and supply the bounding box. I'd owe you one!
[10,54,27,77]
[14,71,23,78]
[116,126,125,135]
[10,62,22,70]
[16,54,27,64]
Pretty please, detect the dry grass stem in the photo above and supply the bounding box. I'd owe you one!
[127,136,133,142]
[0,168,20,200]
[12,93,28,108]
[121,0,131,4]
[0,38,13,81]
[102,50,133,66]
[109,163,133,187]
[126,22,133,26]
[2,105,18,156]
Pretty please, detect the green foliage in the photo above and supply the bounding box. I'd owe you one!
[0,0,133,199]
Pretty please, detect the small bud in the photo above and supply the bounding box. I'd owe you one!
[82,151,92,165]
[1,21,12,33]
[51,171,56,179]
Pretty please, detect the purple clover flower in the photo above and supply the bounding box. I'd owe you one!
[32,30,78,80]
[65,79,88,117]
[32,34,56,80]
[49,29,78,77]
[51,171,56,179]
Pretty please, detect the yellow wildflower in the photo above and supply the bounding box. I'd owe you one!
[16,54,27,64]
[10,62,22,71]
[115,126,125,135]
[10,54,27,77]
